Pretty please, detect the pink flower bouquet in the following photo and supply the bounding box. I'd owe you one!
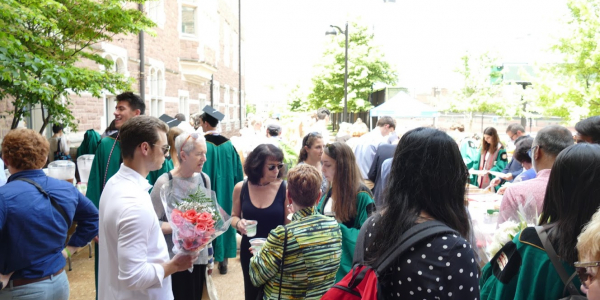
[161,176,231,259]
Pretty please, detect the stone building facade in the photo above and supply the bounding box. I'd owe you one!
[0,0,245,143]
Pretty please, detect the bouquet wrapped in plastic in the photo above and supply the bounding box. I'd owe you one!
[160,175,231,260]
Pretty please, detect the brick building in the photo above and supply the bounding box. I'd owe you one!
[0,0,245,144]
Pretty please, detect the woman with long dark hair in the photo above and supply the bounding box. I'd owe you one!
[231,144,289,300]
[297,132,328,193]
[363,127,479,299]
[316,142,375,282]
[480,143,600,299]
[472,127,508,188]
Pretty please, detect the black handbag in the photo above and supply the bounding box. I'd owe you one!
[256,225,288,300]
[535,226,587,299]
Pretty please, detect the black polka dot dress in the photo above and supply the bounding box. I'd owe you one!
[364,218,481,299]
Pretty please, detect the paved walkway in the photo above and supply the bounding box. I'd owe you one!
[66,243,245,300]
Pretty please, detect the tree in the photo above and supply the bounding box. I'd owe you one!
[0,0,154,133]
[534,0,600,122]
[287,83,311,112]
[442,52,520,128]
[307,21,397,113]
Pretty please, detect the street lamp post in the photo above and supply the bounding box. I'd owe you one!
[326,22,348,123]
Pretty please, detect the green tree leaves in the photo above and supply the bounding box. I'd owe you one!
[305,21,397,113]
[535,0,600,122]
[0,0,154,133]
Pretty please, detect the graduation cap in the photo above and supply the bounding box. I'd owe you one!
[200,105,225,122]
[158,114,182,128]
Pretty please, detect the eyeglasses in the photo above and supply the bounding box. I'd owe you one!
[152,144,171,155]
[507,132,516,141]
[267,164,284,171]
[181,133,201,151]
[574,261,600,288]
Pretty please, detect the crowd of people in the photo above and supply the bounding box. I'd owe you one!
[2,90,600,300]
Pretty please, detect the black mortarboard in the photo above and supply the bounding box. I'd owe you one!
[201,105,225,122]
[158,114,182,128]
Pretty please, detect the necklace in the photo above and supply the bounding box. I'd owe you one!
[252,181,271,187]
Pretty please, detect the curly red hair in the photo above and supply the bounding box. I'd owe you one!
[2,128,49,170]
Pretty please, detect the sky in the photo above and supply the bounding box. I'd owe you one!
[242,0,569,105]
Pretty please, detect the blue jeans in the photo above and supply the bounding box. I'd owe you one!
[0,271,69,300]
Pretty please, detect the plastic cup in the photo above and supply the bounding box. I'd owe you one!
[249,238,267,255]
[245,220,257,237]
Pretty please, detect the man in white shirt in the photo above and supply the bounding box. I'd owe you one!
[354,116,396,189]
[98,116,197,300]
[309,108,331,143]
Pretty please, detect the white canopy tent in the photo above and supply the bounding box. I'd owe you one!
[369,92,440,129]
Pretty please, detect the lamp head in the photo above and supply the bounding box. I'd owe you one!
[325,26,338,35]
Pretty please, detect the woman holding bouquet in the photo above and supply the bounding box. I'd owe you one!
[316,142,375,282]
[150,132,214,300]
[231,144,289,300]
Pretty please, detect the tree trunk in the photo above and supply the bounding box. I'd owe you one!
[39,102,50,135]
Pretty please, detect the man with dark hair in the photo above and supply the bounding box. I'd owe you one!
[198,106,244,274]
[497,125,574,226]
[174,113,186,122]
[309,107,331,143]
[98,116,196,299]
[86,92,173,299]
[354,116,397,189]
[575,115,600,144]
[489,123,528,188]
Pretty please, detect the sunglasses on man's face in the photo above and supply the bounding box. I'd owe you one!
[267,164,284,171]
[153,144,171,155]
[574,261,600,288]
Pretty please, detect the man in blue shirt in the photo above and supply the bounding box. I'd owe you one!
[0,128,98,298]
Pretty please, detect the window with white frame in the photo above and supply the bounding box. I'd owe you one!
[147,0,165,28]
[149,67,165,117]
[179,91,190,119]
[180,1,200,38]
[199,93,207,110]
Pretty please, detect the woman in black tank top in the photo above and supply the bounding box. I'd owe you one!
[231,144,290,300]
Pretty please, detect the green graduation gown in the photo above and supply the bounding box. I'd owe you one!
[86,134,173,299]
[316,186,375,282]
[202,134,244,262]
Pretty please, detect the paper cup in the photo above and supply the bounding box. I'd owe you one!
[245,220,257,237]
[249,238,267,255]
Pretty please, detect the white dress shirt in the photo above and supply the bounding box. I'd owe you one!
[99,164,172,300]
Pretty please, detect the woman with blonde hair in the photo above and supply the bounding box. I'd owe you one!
[317,142,375,281]
[167,127,184,167]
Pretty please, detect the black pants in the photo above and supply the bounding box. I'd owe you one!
[171,264,206,300]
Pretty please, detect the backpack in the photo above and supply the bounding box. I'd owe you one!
[321,219,457,300]
[54,137,72,161]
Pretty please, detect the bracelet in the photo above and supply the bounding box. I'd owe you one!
[234,219,240,231]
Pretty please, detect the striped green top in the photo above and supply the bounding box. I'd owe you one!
[249,206,342,300]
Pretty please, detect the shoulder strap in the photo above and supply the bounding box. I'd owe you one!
[201,173,207,188]
[278,225,288,300]
[373,220,457,274]
[14,177,71,228]
[535,226,581,296]
[280,181,287,224]
[167,171,173,181]
[57,137,62,153]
